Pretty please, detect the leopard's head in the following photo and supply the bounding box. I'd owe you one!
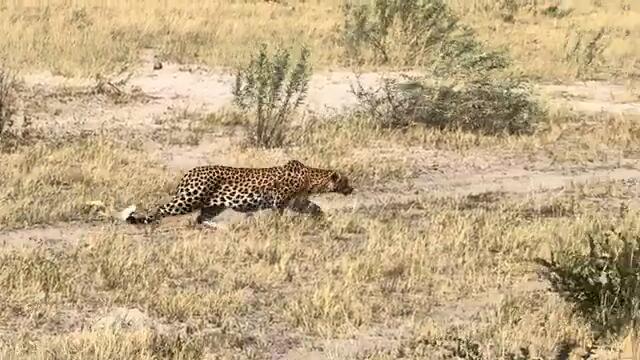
[311,171,353,195]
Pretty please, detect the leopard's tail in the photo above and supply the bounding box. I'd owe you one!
[119,205,138,222]
[120,202,182,224]
[119,205,158,224]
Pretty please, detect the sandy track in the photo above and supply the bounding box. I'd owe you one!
[18,50,640,135]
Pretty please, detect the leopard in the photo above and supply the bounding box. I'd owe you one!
[122,159,354,226]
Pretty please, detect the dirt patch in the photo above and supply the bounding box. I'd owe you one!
[282,327,406,360]
[92,307,158,332]
[426,162,640,196]
[0,222,105,249]
[4,158,640,249]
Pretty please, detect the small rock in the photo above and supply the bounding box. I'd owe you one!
[153,61,163,70]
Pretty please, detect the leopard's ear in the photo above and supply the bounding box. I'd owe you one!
[330,171,340,182]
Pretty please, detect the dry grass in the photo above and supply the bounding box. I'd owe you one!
[0,186,626,358]
[0,136,173,228]
[2,0,640,358]
[3,108,640,229]
[1,329,207,360]
[0,0,638,81]
[0,120,418,229]
[456,1,640,81]
[1,108,640,357]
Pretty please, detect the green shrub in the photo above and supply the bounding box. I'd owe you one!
[352,76,543,134]
[0,67,16,138]
[537,216,640,335]
[0,67,31,153]
[341,0,508,75]
[343,0,545,135]
[232,44,311,148]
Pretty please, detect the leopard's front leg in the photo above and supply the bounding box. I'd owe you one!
[287,196,323,217]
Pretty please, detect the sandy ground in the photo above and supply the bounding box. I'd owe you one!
[3,52,640,358]
[18,50,640,134]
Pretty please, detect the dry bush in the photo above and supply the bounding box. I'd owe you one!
[563,27,609,79]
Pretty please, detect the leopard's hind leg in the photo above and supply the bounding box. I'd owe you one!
[196,205,226,225]
[125,196,202,224]
[124,183,209,225]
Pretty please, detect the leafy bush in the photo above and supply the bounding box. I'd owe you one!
[0,67,38,153]
[343,0,545,135]
[352,76,543,134]
[536,217,640,335]
[232,44,311,148]
[341,0,508,75]
[0,67,16,138]
[0,67,31,152]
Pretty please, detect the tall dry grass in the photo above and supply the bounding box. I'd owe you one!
[0,0,637,81]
